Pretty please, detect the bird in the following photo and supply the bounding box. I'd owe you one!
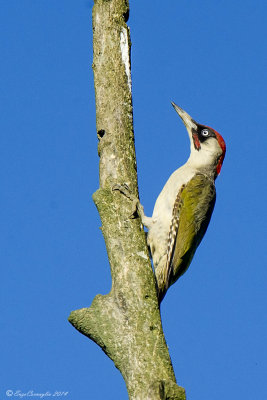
[134,103,226,302]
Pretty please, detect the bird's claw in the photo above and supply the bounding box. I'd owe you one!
[113,183,131,196]
[112,183,139,218]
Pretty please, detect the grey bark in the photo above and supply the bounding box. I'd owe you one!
[68,1,186,399]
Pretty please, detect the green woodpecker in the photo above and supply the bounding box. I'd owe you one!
[137,103,226,302]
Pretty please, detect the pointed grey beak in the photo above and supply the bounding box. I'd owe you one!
[171,102,197,132]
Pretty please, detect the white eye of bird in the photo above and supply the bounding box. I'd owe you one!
[201,129,209,136]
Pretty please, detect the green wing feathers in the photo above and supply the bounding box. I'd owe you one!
[157,174,216,302]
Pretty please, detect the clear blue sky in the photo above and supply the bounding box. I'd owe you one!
[1,1,267,399]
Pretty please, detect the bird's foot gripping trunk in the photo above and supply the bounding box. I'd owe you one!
[112,183,153,229]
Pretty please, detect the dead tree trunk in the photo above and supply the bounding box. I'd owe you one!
[68,1,186,398]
